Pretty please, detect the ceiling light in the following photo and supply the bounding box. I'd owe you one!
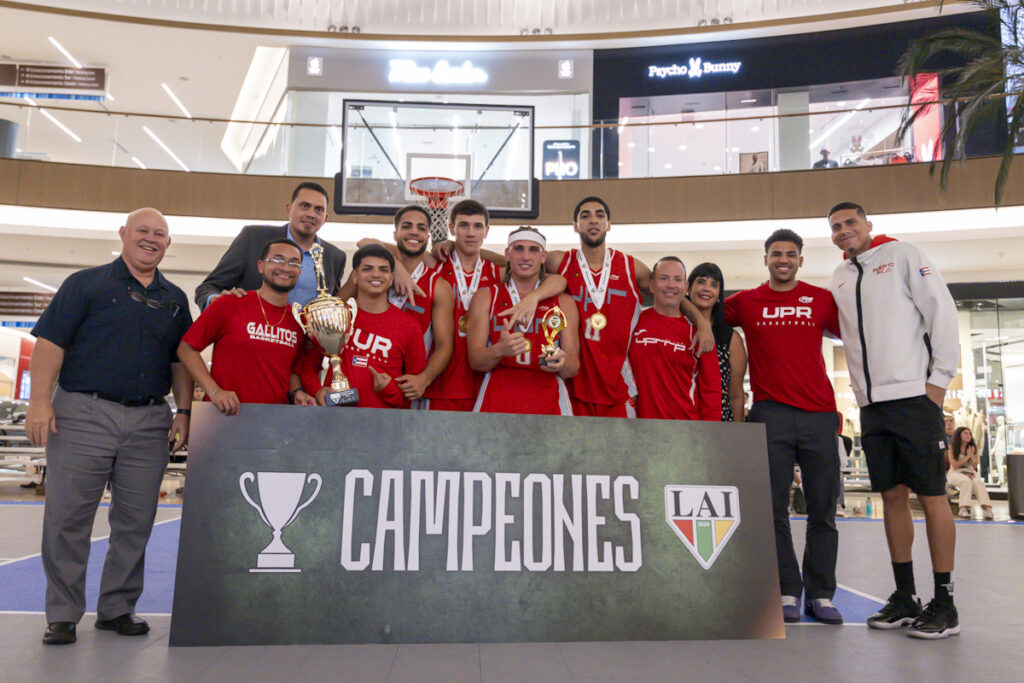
[131,156,146,169]
[111,251,121,256]
[741,98,757,104]
[617,162,624,166]
[678,145,687,151]
[627,142,635,148]
[731,147,740,152]
[664,163,672,169]
[694,123,704,129]
[647,146,655,152]
[837,100,846,107]
[39,109,81,142]
[143,125,190,172]
[220,46,287,172]
[161,83,192,118]
[105,90,115,101]
[48,36,82,69]
[713,165,722,171]
[22,95,37,106]
[751,126,760,132]
[23,276,58,293]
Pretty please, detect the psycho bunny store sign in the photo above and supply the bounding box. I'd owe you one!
[170,405,782,646]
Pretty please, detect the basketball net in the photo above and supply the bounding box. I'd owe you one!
[409,177,465,244]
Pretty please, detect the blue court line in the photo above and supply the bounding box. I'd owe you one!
[791,515,1021,526]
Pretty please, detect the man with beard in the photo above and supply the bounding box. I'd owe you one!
[316,244,427,409]
[195,182,346,309]
[178,239,319,412]
[347,206,455,405]
[724,228,843,625]
[467,227,579,415]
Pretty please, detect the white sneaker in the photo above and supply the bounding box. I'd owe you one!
[958,507,970,518]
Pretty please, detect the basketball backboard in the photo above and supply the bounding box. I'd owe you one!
[334,99,538,221]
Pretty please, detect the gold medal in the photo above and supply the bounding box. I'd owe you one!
[590,311,608,331]
[458,315,469,333]
[523,339,532,352]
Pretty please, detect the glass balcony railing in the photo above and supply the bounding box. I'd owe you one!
[0,96,973,182]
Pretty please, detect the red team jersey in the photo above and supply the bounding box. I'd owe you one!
[322,304,427,409]
[558,249,642,414]
[424,255,501,408]
[724,281,840,413]
[182,291,307,405]
[389,261,440,353]
[628,309,722,421]
[473,283,572,416]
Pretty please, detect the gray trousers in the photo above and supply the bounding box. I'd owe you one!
[42,387,171,623]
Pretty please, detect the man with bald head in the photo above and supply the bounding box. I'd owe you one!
[27,208,193,645]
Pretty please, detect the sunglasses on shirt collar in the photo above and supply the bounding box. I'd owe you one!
[128,286,182,318]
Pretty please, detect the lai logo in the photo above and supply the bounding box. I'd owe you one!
[664,485,740,570]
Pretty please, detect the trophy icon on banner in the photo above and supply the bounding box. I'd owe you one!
[539,305,568,366]
[239,471,322,573]
[292,242,359,406]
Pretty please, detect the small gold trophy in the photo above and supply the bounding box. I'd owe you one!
[539,305,568,366]
[291,243,359,406]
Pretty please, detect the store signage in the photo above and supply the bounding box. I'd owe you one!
[542,140,580,179]
[388,59,488,86]
[16,65,105,90]
[647,57,741,80]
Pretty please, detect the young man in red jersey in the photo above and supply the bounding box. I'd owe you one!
[315,244,427,409]
[437,196,711,417]
[424,199,565,411]
[467,227,579,415]
[724,228,843,625]
[347,205,455,405]
[628,257,721,421]
[178,238,319,414]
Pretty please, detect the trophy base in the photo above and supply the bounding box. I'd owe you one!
[326,388,360,407]
[249,551,299,573]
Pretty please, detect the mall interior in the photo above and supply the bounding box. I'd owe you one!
[0,0,1022,680]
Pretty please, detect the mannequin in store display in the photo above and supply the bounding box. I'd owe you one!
[992,416,1007,484]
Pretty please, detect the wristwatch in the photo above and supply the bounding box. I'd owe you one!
[175,408,191,417]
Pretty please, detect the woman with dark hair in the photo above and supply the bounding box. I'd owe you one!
[947,426,993,519]
[686,262,747,421]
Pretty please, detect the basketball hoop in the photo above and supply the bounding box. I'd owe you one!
[409,176,465,244]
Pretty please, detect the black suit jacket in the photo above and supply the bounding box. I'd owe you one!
[194,225,347,310]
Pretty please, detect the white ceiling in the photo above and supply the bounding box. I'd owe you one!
[16,1,953,36]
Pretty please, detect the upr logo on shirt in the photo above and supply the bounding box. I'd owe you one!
[350,329,393,359]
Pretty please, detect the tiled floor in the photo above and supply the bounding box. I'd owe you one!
[1,480,1020,682]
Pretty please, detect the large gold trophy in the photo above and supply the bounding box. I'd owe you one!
[292,243,359,406]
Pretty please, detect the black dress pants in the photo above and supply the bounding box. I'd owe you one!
[749,400,840,600]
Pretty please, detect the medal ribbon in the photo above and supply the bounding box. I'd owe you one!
[388,260,426,308]
[505,279,539,333]
[577,248,613,311]
[452,251,484,311]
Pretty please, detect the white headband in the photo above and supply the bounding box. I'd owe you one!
[507,229,547,249]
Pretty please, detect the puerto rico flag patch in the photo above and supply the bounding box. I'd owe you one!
[665,485,740,570]
[351,355,369,368]
[919,267,932,277]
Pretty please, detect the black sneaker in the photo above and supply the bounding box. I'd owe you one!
[906,599,959,639]
[867,591,922,630]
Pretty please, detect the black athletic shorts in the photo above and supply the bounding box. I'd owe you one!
[859,394,947,496]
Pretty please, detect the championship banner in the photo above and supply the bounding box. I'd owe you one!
[170,404,783,646]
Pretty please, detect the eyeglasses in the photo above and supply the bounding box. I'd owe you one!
[264,257,304,270]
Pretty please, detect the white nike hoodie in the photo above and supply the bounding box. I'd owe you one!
[828,235,959,407]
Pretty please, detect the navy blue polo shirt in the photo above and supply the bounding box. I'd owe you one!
[32,257,192,402]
